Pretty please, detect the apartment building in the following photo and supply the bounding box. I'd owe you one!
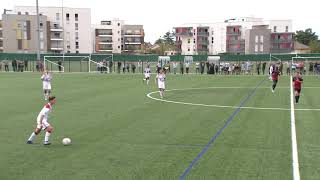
[93,19,144,54]
[0,20,3,52]
[14,6,92,53]
[174,17,294,55]
[2,13,48,53]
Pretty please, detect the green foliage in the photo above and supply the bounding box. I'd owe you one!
[295,28,318,45]
[309,40,320,53]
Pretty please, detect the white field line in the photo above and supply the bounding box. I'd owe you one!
[290,76,301,180]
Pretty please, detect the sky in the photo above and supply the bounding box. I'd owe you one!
[1,0,319,43]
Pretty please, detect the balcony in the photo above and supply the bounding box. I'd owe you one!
[99,40,113,44]
[197,32,209,36]
[175,32,193,36]
[51,35,63,41]
[98,49,113,52]
[50,24,63,32]
[271,39,293,43]
[125,41,142,45]
[124,33,142,37]
[226,31,241,36]
[198,40,209,45]
[51,47,63,51]
[197,48,209,52]
[227,48,245,53]
[227,39,245,45]
[98,33,113,37]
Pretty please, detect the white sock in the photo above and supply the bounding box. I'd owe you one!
[28,132,37,142]
[147,80,149,85]
[44,132,51,142]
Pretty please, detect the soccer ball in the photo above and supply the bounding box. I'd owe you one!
[62,138,71,145]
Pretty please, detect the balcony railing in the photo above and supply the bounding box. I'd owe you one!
[98,33,113,36]
[175,32,193,36]
[198,40,209,45]
[227,48,245,52]
[227,40,245,44]
[226,31,241,35]
[271,39,293,43]
[197,32,209,36]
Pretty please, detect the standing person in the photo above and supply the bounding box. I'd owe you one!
[180,61,184,74]
[138,60,142,73]
[155,69,166,98]
[36,60,40,72]
[122,62,126,73]
[143,66,151,85]
[41,71,52,100]
[271,67,280,93]
[195,62,200,74]
[173,62,177,74]
[126,63,130,73]
[0,60,2,71]
[4,59,9,72]
[24,60,28,71]
[117,61,121,74]
[256,62,261,75]
[292,72,303,104]
[131,63,136,73]
[26,96,57,145]
[185,62,190,74]
[269,64,274,80]
[109,60,113,73]
[279,61,283,75]
[262,62,266,75]
[58,60,62,73]
[12,59,17,72]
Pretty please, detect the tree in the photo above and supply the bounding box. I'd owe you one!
[163,31,175,45]
[295,28,318,46]
[309,40,320,53]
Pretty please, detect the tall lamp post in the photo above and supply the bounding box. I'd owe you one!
[36,0,41,62]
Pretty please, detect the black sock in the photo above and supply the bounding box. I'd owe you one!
[272,85,276,90]
[295,96,299,103]
[297,96,300,103]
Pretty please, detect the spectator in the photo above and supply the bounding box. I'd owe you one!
[215,64,219,74]
[172,62,177,74]
[195,62,200,74]
[58,60,62,72]
[180,61,184,74]
[131,63,136,73]
[117,61,121,74]
[206,61,210,74]
[24,60,28,71]
[262,62,266,75]
[109,60,113,73]
[256,62,261,75]
[4,59,9,72]
[122,62,126,73]
[126,63,130,73]
[36,60,40,72]
[279,61,283,75]
[0,60,2,71]
[138,60,142,73]
[12,59,17,72]
[200,62,205,74]
[185,62,190,74]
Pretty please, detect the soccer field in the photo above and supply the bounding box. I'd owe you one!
[0,73,319,180]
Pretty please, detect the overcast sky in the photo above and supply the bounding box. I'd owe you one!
[1,0,319,43]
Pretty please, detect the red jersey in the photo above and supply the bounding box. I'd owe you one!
[293,76,303,89]
[271,71,280,80]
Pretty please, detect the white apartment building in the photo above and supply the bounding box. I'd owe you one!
[14,6,92,53]
[175,17,293,55]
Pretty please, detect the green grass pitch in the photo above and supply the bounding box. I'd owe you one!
[0,73,319,180]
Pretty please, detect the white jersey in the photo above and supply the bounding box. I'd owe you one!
[156,73,166,89]
[41,73,52,90]
[144,68,151,78]
[36,103,52,129]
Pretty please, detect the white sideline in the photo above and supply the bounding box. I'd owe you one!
[290,76,300,180]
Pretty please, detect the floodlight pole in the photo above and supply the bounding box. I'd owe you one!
[36,0,41,62]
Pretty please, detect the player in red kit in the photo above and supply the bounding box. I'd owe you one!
[271,67,281,93]
[292,72,303,104]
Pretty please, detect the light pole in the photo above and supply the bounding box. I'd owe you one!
[36,0,41,62]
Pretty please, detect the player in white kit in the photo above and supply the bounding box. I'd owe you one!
[26,96,56,145]
[156,69,166,98]
[41,71,52,100]
[143,66,151,85]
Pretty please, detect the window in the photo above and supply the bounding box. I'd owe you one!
[39,22,43,29]
[255,44,258,52]
[40,32,44,39]
[118,46,120,49]
[255,36,259,43]
[273,26,277,33]
[260,36,264,43]
[285,26,289,32]
[67,45,70,49]
[66,13,70,21]
[75,23,79,30]
[118,23,120,26]
[193,39,196,43]
[67,50,71,53]
[260,44,264,52]
[75,14,78,21]
[75,32,79,40]
[188,39,190,44]
[40,41,44,50]
[118,31,120,34]
[18,39,22,50]
[188,48,190,51]
[75,41,79,49]
[56,13,60,21]
[76,50,79,54]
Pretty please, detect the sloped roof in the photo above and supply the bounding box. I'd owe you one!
[294,41,310,50]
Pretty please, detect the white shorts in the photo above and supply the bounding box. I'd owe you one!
[144,74,150,79]
[43,82,51,90]
[158,82,165,89]
[36,118,50,130]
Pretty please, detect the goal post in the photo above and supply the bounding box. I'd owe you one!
[44,55,90,72]
[89,54,113,73]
